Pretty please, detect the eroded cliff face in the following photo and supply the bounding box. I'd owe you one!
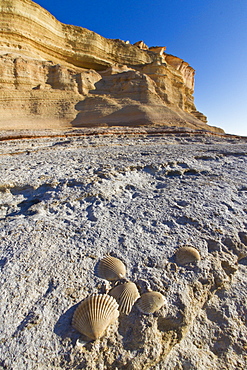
[0,0,223,132]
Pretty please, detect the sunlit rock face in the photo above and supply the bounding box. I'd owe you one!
[0,0,222,132]
[0,0,152,69]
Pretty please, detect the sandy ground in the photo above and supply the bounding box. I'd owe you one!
[0,132,246,369]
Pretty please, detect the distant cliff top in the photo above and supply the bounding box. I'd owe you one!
[0,0,153,69]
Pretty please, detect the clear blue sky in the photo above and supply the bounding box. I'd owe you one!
[35,0,247,136]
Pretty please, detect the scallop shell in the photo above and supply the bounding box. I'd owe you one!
[136,291,165,314]
[72,294,119,340]
[109,281,140,314]
[175,246,201,265]
[97,256,126,281]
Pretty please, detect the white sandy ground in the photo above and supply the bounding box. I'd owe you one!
[0,132,247,369]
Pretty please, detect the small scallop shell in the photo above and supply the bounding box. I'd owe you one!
[175,246,201,265]
[136,291,165,314]
[109,281,140,314]
[97,256,126,281]
[72,294,119,340]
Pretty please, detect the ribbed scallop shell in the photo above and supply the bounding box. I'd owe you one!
[136,291,165,314]
[175,246,201,265]
[72,294,119,340]
[109,281,140,314]
[97,256,126,281]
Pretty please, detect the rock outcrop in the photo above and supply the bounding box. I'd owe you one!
[0,0,223,132]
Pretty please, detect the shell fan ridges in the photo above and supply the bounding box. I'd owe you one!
[72,294,119,340]
[97,256,126,281]
[109,281,140,314]
[175,246,201,265]
[136,291,165,314]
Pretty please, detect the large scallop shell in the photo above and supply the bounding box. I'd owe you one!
[109,281,140,314]
[136,291,165,314]
[175,246,201,265]
[72,294,119,340]
[97,256,126,281]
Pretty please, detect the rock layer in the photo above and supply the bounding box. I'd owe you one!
[0,0,223,132]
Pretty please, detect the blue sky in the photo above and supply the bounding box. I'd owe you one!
[35,0,247,136]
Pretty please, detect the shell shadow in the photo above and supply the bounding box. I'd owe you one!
[54,302,82,345]
[117,305,152,351]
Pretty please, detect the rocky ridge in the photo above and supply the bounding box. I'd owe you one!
[0,0,222,132]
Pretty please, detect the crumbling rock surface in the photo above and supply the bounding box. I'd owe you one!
[0,0,221,132]
[0,133,246,369]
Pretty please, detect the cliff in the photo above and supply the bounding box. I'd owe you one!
[0,0,223,132]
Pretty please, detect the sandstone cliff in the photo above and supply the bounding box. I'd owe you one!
[0,0,223,132]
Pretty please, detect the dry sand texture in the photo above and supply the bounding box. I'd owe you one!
[0,132,247,369]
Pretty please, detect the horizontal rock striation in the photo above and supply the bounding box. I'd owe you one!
[0,0,223,133]
[0,0,152,69]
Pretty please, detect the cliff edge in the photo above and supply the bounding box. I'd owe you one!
[0,0,223,133]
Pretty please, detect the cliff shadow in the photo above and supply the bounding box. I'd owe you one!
[71,99,154,127]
